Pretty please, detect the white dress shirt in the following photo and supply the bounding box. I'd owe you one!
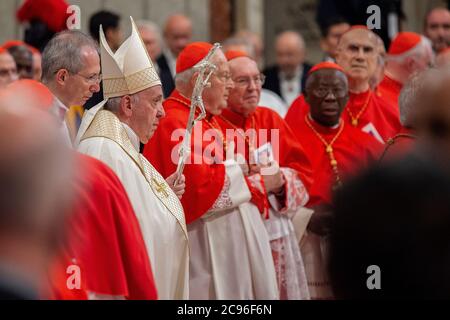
[279,66,303,106]
[50,96,72,147]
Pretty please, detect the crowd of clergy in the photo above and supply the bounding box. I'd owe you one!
[1,0,450,300]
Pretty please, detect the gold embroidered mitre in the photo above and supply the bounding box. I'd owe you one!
[100,16,161,99]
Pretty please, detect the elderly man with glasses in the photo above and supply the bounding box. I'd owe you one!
[215,50,314,299]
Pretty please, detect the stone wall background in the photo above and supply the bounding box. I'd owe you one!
[0,0,210,44]
[0,0,447,67]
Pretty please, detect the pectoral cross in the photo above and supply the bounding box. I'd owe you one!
[152,178,169,198]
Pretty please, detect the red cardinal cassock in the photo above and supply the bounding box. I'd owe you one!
[285,62,384,300]
[212,49,314,300]
[377,32,424,122]
[287,92,400,144]
[49,154,158,300]
[379,127,416,164]
[217,106,313,199]
[285,63,384,206]
[290,116,383,206]
[216,105,313,300]
[144,43,284,300]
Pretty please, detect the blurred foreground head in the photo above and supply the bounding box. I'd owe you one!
[330,155,450,299]
[411,67,450,166]
[0,80,74,298]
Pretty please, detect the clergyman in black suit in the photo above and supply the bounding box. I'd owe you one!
[263,31,312,107]
[157,14,193,98]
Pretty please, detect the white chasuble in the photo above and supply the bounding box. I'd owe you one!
[77,109,189,300]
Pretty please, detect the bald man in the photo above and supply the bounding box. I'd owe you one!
[157,14,193,98]
[424,7,450,54]
[0,48,18,88]
[335,27,401,143]
[263,31,312,106]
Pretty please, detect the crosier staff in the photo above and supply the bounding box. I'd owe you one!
[174,43,221,185]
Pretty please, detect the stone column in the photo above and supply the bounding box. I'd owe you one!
[210,0,232,42]
[263,0,322,66]
[234,0,264,37]
[0,0,22,44]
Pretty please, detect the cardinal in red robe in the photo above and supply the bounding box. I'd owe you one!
[144,43,283,299]
[287,62,383,208]
[286,62,383,299]
[376,32,433,124]
[333,26,402,143]
[49,154,158,300]
[216,50,313,299]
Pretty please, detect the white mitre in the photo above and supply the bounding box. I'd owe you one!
[75,16,161,145]
[101,16,161,98]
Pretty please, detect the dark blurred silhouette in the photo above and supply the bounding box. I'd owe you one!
[330,67,450,299]
[330,153,450,299]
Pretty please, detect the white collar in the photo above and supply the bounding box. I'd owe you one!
[51,96,69,122]
[121,122,140,152]
[164,47,176,62]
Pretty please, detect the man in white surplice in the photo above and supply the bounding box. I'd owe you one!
[75,17,189,300]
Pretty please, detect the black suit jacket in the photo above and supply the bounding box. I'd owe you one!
[84,86,103,110]
[157,54,175,98]
[262,63,312,103]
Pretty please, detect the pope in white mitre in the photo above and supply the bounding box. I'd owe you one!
[75,17,189,300]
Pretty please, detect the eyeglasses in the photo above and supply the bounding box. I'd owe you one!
[233,74,266,88]
[75,72,102,84]
[312,87,347,98]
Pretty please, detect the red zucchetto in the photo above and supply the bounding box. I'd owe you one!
[388,32,422,55]
[176,42,214,74]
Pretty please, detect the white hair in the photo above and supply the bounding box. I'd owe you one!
[387,36,433,63]
[175,68,196,86]
[105,93,140,113]
[398,71,428,127]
